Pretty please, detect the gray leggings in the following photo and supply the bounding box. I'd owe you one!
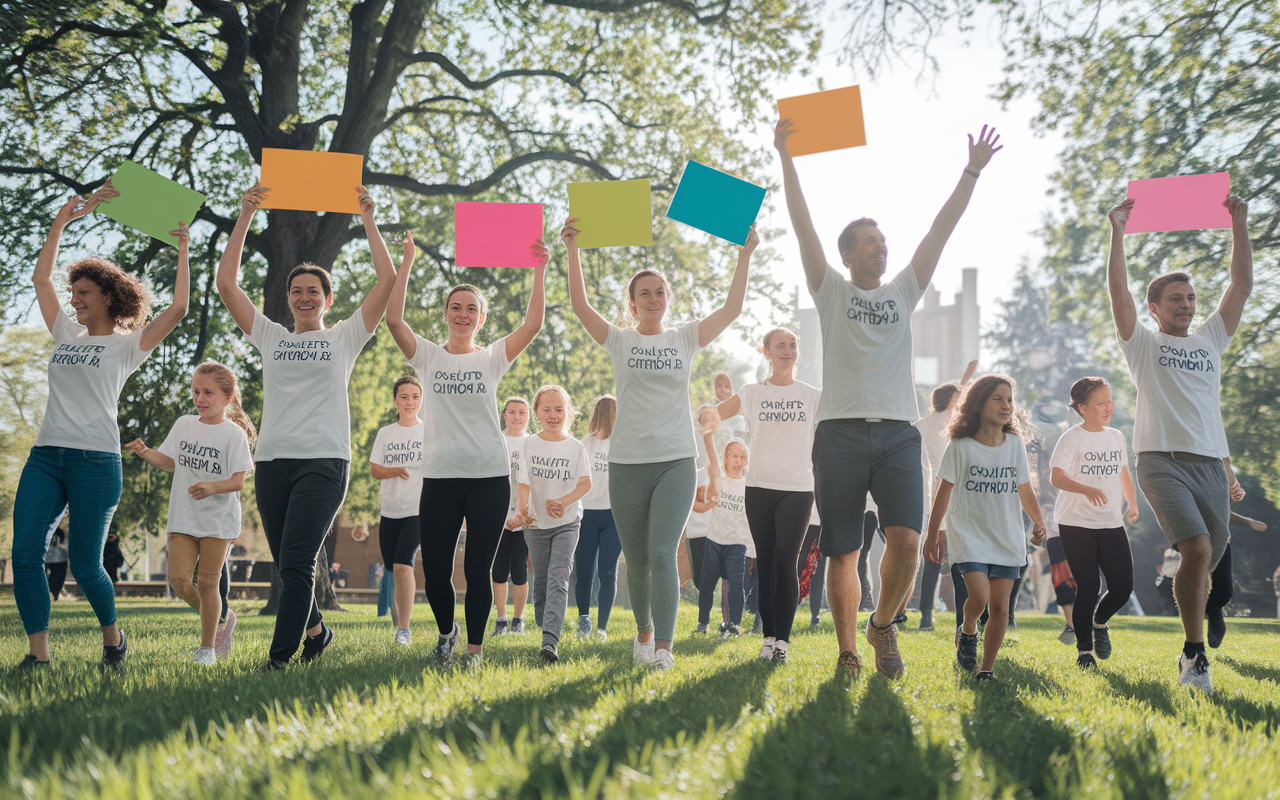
[609,458,696,641]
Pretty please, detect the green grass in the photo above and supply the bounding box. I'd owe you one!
[1,599,1278,799]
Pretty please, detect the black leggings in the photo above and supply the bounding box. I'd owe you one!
[420,476,509,647]
[745,487,813,642]
[919,557,941,619]
[1207,542,1233,613]
[491,527,529,585]
[687,536,707,591]
[379,515,421,568]
[856,510,881,603]
[1059,524,1134,652]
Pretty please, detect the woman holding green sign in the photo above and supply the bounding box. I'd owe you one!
[563,215,758,671]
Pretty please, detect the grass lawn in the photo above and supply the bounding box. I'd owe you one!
[1,598,1278,799]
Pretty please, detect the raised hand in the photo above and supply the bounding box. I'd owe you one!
[531,237,549,269]
[560,217,581,248]
[741,224,759,255]
[774,118,796,156]
[1225,195,1248,226]
[966,125,1003,173]
[123,437,148,456]
[696,404,721,435]
[1108,198,1134,232]
[241,183,269,216]
[401,230,416,264]
[357,185,374,215]
[168,221,190,252]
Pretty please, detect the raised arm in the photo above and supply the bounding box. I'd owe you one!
[356,187,400,334]
[562,217,609,345]
[910,126,1002,291]
[1106,198,1138,341]
[34,183,118,331]
[775,119,829,294]
[698,226,757,348]
[139,222,191,351]
[385,231,419,360]
[1216,197,1252,336]
[216,185,268,336]
[504,240,547,362]
[961,358,978,385]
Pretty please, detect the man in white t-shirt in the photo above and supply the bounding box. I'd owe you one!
[775,116,1003,679]
[1106,195,1252,695]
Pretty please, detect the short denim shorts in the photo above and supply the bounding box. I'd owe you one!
[953,561,1022,580]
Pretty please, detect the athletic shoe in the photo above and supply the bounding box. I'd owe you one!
[975,670,996,682]
[652,649,676,672]
[492,619,508,636]
[717,622,729,636]
[1058,625,1076,646]
[577,615,593,641]
[433,622,460,667]
[462,651,484,672]
[835,650,862,679]
[510,618,525,635]
[919,613,935,632]
[693,623,709,635]
[772,646,789,665]
[300,623,334,663]
[633,635,655,666]
[758,642,775,660]
[540,643,559,664]
[1093,625,1112,659]
[810,617,821,631]
[595,629,608,642]
[751,616,763,635]
[101,631,128,669]
[865,618,905,679]
[723,622,743,638]
[261,658,288,672]
[956,630,979,673]
[1177,652,1213,694]
[214,608,237,660]
[193,646,216,666]
[892,613,908,629]
[1007,617,1017,631]
[17,654,50,670]
[1207,611,1226,649]
[1077,652,1098,670]
[395,628,412,646]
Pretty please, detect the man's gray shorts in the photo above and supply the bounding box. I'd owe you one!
[1135,451,1230,569]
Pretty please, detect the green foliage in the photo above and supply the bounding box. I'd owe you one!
[0,326,53,556]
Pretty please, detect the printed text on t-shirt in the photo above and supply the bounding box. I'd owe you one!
[1158,344,1214,373]
[382,440,422,465]
[1080,449,1124,476]
[965,465,1019,494]
[50,343,106,368]
[757,399,809,423]
[847,296,899,324]
[273,340,332,361]
[433,369,487,395]
[627,345,683,371]
[530,454,573,482]
[179,440,224,474]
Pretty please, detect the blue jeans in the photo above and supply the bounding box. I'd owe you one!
[12,447,122,635]
[698,541,746,625]
[575,508,623,630]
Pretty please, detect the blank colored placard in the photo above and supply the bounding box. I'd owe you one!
[454,202,544,268]
[258,148,363,213]
[97,161,206,247]
[566,179,652,248]
[665,161,766,246]
[1125,172,1232,234]
[776,85,866,157]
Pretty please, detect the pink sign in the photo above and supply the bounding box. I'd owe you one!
[454,202,544,267]
[1124,172,1232,234]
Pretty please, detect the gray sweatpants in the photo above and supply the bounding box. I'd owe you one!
[527,519,581,646]
[1136,451,1230,569]
[609,458,697,642]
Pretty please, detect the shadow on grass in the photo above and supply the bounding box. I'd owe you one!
[1218,655,1280,686]
[1101,670,1177,718]
[1209,693,1280,735]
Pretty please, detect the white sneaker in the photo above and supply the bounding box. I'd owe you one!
[594,629,608,642]
[1178,652,1213,694]
[652,649,675,672]
[214,608,236,660]
[193,646,216,666]
[577,615,593,641]
[758,638,776,660]
[395,628,412,646]
[633,635,656,666]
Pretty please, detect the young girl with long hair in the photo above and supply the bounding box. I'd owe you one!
[564,214,757,671]
[493,397,532,635]
[515,385,592,662]
[14,183,189,670]
[924,374,1047,681]
[1050,377,1138,668]
[574,395,621,641]
[125,362,255,664]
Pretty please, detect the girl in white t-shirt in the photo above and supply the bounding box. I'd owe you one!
[574,396,621,641]
[217,184,401,668]
[697,439,752,637]
[924,374,1047,681]
[369,375,425,646]
[493,397,532,635]
[15,184,189,670]
[387,233,547,668]
[1049,377,1138,669]
[563,215,758,671]
[514,385,592,663]
[126,363,255,664]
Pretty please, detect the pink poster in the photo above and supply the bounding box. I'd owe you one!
[454,202,544,267]
[1124,172,1232,234]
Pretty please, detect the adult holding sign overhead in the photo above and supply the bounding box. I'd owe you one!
[775,116,1002,680]
[216,183,401,670]
[563,214,758,672]
[14,181,190,670]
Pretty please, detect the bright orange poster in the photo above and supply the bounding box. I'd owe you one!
[259,149,364,213]
[776,86,867,157]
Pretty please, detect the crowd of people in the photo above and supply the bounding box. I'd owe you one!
[10,118,1258,696]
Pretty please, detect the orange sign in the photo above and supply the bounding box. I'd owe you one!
[776,86,867,157]
[259,149,364,213]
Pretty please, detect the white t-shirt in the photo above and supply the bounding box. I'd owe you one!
[1118,312,1230,458]
[685,467,712,539]
[707,474,752,553]
[1050,425,1128,530]
[503,432,529,524]
[409,335,513,479]
[937,435,1031,568]
[721,414,749,438]
[581,433,612,510]
[246,309,373,462]
[604,321,701,463]
[369,421,424,519]
[36,313,153,454]
[915,410,949,512]
[157,416,254,539]
[811,264,925,423]
[735,380,821,491]
[518,434,591,526]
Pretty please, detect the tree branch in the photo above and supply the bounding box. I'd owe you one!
[362,151,618,196]
[541,0,734,24]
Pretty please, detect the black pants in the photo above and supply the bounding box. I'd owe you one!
[491,527,529,585]
[1059,524,1134,651]
[745,487,812,642]
[45,562,68,598]
[919,557,942,621]
[420,476,509,647]
[687,536,707,593]
[379,515,421,568]
[256,458,350,663]
[698,541,746,625]
[856,510,881,608]
[1206,542,1233,614]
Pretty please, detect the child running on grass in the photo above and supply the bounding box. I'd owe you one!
[125,362,255,664]
[516,385,592,663]
[696,435,752,638]
[924,374,1046,681]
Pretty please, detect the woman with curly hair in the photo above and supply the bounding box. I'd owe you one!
[14,182,190,670]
